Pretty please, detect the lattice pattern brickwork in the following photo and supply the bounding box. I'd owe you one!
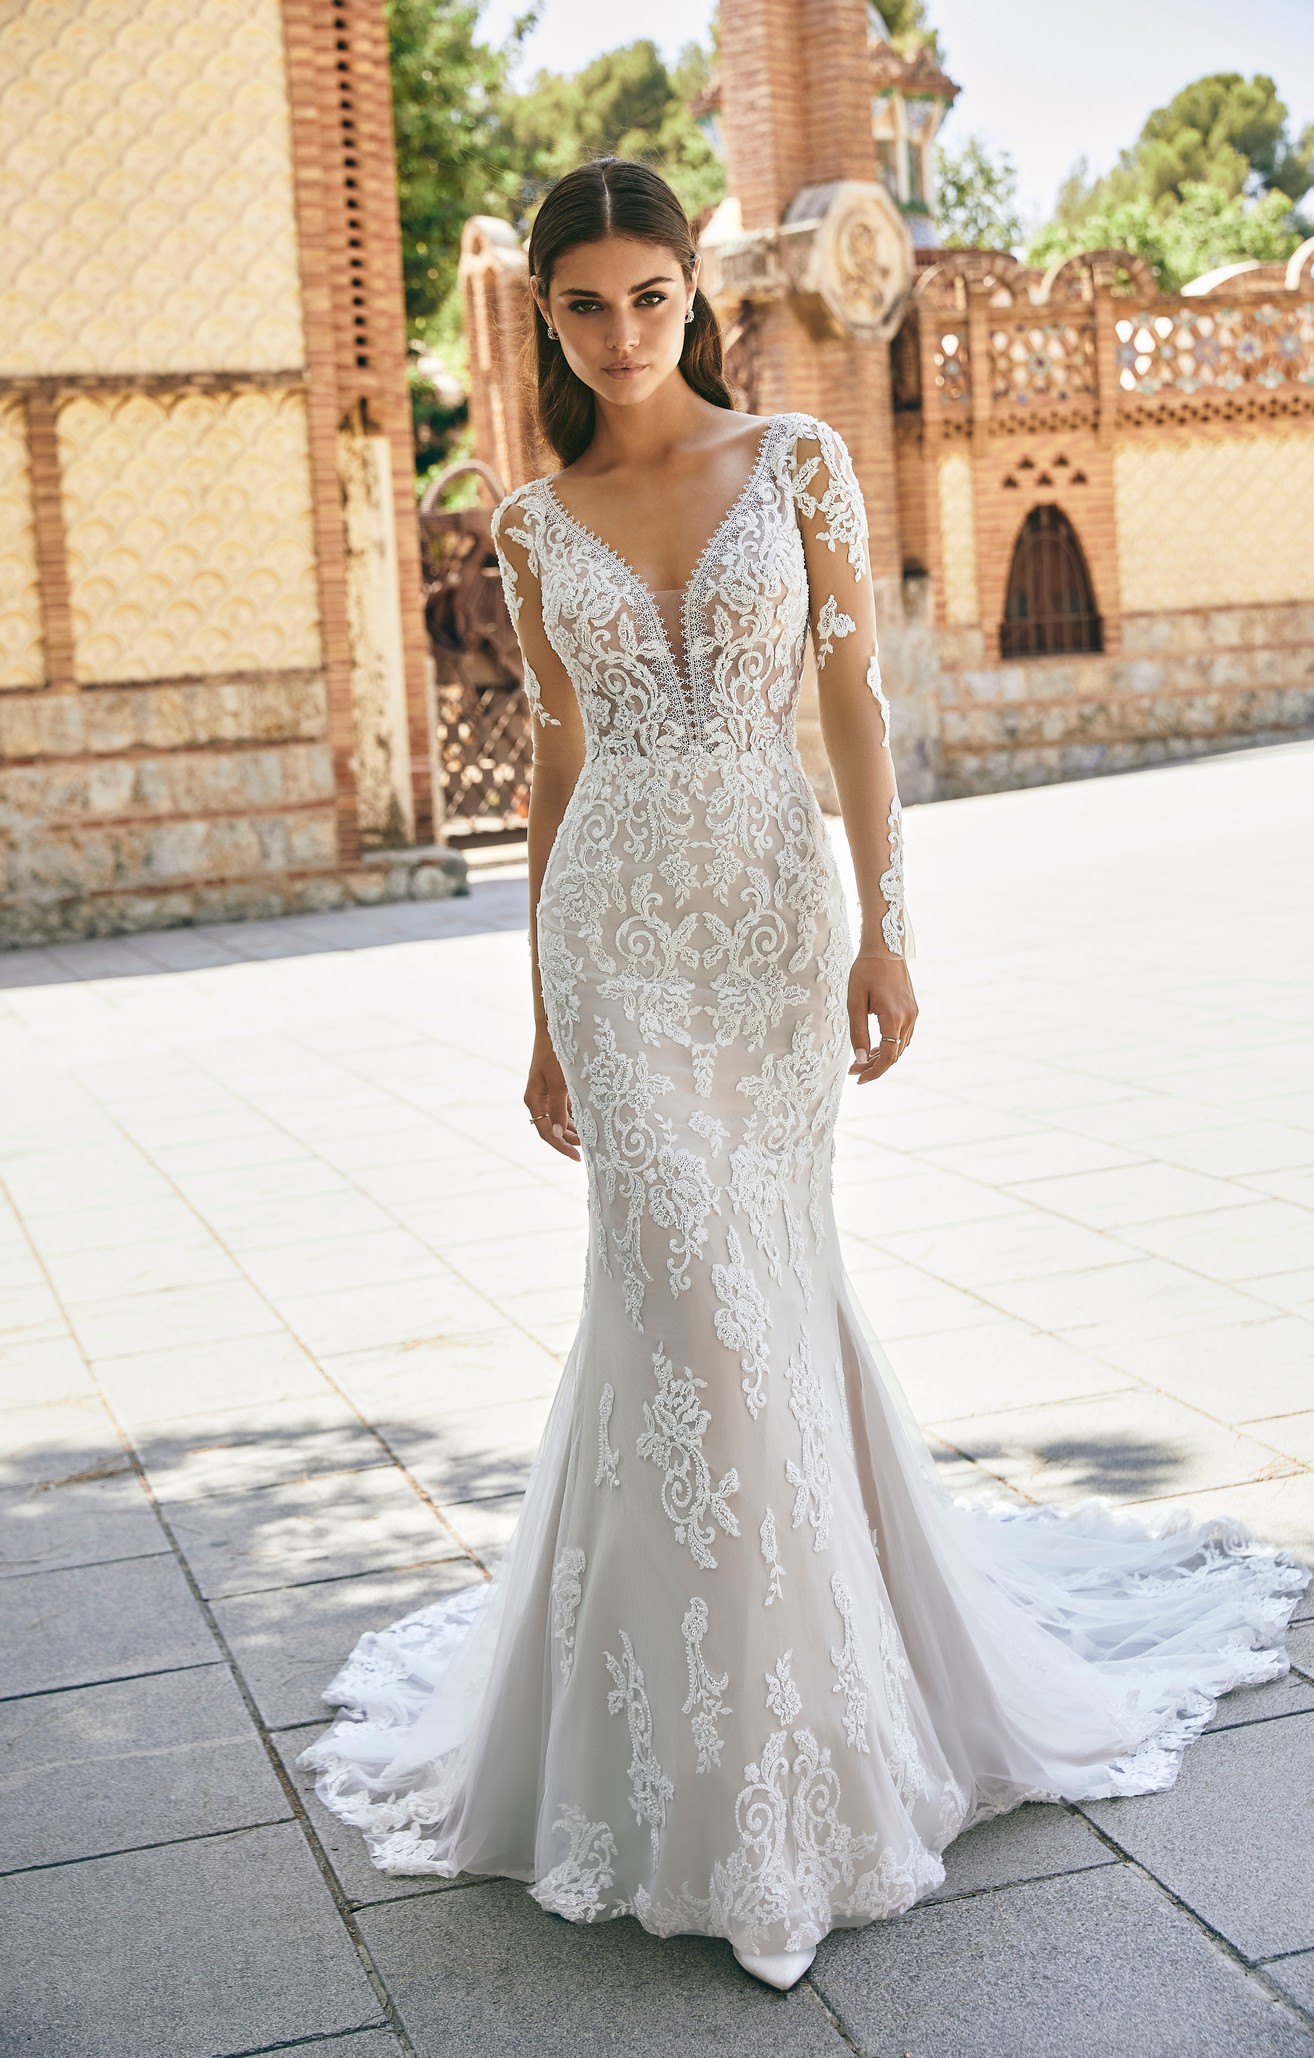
[0,402,44,688]
[0,0,304,376]
[937,454,979,625]
[1116,303,1314,398]
[58,389,323,683]
[990,320,1096,405]
[1115,435,1314,612]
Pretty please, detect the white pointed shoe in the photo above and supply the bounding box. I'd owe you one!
[732,1945,817,1990]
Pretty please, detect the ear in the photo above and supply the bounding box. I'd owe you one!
[529,274,551,323]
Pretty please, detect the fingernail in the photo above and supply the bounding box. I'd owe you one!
[853,1050,869,1065]
[552,1123,564,1139]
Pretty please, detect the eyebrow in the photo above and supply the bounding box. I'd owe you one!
[559,274,677,296]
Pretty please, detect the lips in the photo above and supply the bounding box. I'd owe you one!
[603,363,646,377]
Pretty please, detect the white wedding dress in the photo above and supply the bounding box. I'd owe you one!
[302,412,1308,1956]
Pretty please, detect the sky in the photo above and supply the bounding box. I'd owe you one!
[479,0,1314,227]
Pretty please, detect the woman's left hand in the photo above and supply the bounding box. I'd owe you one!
[846,953,918,1084]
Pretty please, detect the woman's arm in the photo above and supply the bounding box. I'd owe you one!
[789,423,918,1085]
[491,499,588,1158]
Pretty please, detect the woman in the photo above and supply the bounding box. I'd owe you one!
[303,159,1308,1991]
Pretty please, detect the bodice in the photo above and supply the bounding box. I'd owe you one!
[495,414,815,765]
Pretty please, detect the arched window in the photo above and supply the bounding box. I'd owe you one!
[1000,506,1103,659]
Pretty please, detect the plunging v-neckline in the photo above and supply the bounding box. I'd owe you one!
[541,418,779,742]
[541,417,778,618]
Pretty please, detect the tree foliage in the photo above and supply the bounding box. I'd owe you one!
[935,136,1023,252]
[1028,73,1311,289]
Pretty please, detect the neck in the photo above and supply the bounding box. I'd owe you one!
[586,368,717,470]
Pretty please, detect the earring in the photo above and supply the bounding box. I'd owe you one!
[545,322,557,339]
[685,307,695,325]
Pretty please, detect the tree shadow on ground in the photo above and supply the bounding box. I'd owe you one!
[930,1429,1194,1504]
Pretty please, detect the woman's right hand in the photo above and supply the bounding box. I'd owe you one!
[524,1024,581,1161]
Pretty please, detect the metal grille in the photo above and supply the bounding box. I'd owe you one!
[1000,504,1103,659]
[420,495,533,833]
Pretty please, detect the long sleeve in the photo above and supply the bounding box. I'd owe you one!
[490,494,576,732]
[788,420,913,961]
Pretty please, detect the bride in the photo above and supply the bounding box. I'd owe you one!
[302,157,1309,1991]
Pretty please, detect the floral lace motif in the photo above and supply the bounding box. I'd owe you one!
[637,1344,740,1570]
[765,1650,802,1724]
[815,593,857,668]
[880,797,908,958]
[712,1226,773,1417]
[605,1630,674,1863]
[531,1806,617,1920]
[876,1593,931,1806]
[830,1572,872,1753]
[785,1335,834,1554]
[682,1596,731,1772]
[551,1547,586,1684]
[595,1383,621,1490]
[760,1505,786,1606]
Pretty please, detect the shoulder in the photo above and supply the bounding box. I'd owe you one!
[491,475,548,544]
[770,411,855,469]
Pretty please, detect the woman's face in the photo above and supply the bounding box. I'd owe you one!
[532,235,698,410]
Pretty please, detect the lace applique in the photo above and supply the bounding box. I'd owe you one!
[830,1572,871,1753]
[711,1226,773,1417]
[595,1383,620,1490]
[551,1547,586,1684]
[681,1597,731,1773]
[785,1335,834,1554]
[531,1806,617,1921]
[787,422,868,580]
[637,1344,740,1570]
[815,593,856,668]
[605,1630,674,1863]
[783,1196,814,1310]
[876,1595,931,1806]
[765,1651,802,1724]
[866,655,892,748]
[839,1839,946,1926]
[490,506,560,729]
[578,1020,674,1325]
[760,1506,786,1606]
[650,1131,720,1296]
[880,795,907,958]
[537,931,585,1065]
[689,1108,729,1153]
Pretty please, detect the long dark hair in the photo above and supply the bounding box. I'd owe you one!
[526,157,734,466]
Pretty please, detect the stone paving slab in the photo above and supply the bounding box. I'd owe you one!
[357,1880,853,2058]
[925,1799,1115,1902]
[1205,1670,1314,1731]
[0,1665,289,1871]
[133,1394,387,1501]
[1081,1713,1314,1962]
[0,1470,164,1578]
[1,1553,218,1698]
[0,1822,384,2058]
[810,1863,1314,2058]
[1272,1957,1314,2018]
[163,1465,463,1599]
[213,1561,484,1729]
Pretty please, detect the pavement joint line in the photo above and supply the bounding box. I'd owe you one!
[0,1815,298,1880]
[210,2025,391,2058]
[345,1875,490,1911]
[0,1658,226,1705]
[1070,1805,1314,2027]
[196,1553,480,1604]
[799,1966,865,2054]
[2,1545,175,1580]
[0,1191,423,2058]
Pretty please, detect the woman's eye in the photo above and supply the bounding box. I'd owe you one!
[636,293,667,307]
[566,300,602,315]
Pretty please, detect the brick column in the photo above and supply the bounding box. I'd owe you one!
[23,394,76,691]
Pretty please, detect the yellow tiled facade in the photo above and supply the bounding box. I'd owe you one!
[58,388,322,684]
[1114,436,1314,614]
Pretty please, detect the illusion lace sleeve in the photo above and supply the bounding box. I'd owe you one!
[788,420,913,960]
[491,491,567,730]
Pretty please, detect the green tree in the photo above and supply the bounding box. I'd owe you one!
[384,0,531,338]
[1028,72,1311,288]
[935,136,1023,251]
[503,38,724,220]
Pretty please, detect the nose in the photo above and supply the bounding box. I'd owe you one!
[604,305,641,354]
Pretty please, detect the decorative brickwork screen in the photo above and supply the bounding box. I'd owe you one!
[1000,506,1103,659]
[57,388,323,684]
[421,507,533,830]
[0,0,305,378]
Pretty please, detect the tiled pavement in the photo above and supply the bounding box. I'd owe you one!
[3,737,1314,2057]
